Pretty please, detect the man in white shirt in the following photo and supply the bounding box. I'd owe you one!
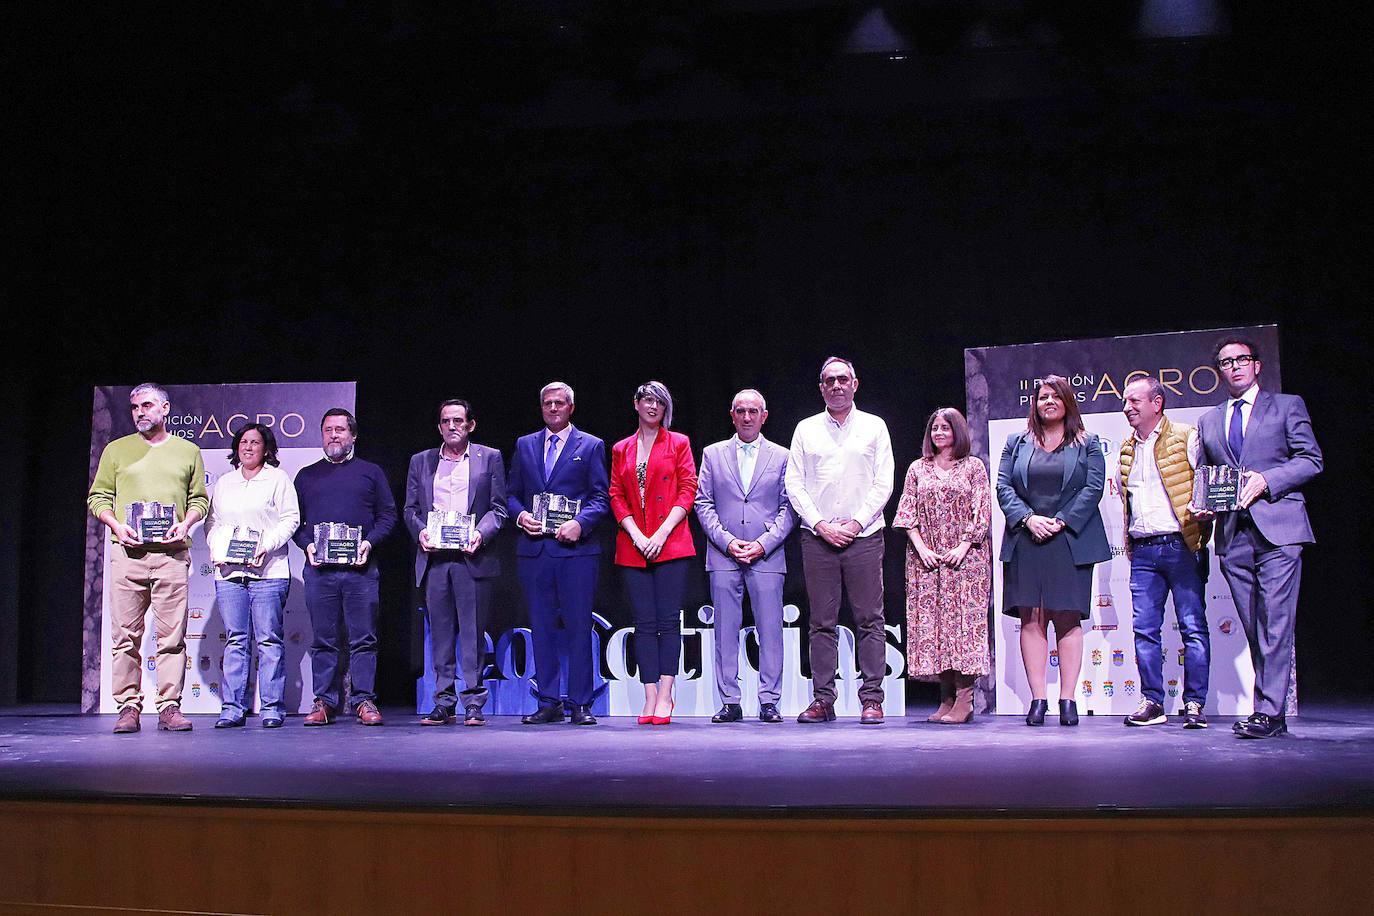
[785,357,894,724]
[1118,377,1211,729]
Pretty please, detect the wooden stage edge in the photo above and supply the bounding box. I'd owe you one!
[3,801,1373,915]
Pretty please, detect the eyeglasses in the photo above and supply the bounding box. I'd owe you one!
[1217,354,1256,370]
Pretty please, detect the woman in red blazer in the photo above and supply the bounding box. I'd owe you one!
[610,381,698,724]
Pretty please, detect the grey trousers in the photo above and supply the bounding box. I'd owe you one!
[709,567,785,706]
[800,530,887,705]
[424,558,493,711]
[1220,523,1302,717]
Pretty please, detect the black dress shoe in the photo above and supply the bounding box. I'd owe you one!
[711,703,743,723]
[464,705,487,726]
[569,704,597,726]
[1025,699,1048,726]
[522,704,565,725]
[758,702,783,723]
[1235,712,1287,739]
[1059,699,1079,727]
[421,706,455,726]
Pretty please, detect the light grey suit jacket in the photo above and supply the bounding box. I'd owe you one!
[694,436,796,574]
[403,444,507,587]
[1196,389,1322,552]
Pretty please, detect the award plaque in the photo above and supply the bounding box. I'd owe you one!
[224,526,262,563]
[426,510,474,551]
[533,492,581,535]
[1193,465,1244,513]
[313,522,363,564]
[126,501,176,542]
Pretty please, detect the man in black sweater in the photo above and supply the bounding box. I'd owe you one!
[292,408,397,726]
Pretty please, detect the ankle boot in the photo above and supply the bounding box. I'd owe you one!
[1026,699,1048,726]
[940,674,976,724]
[1059,699,1079,726]
[927,670,956,722]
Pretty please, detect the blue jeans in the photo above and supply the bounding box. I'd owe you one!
[215,577,290,719]
[1129,534,1209,706]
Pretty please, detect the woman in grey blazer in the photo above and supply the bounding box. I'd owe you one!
[996,375,1111,726]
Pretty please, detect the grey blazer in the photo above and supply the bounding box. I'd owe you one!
[996,430,1111,566]
[1196,389,1322,552]
[694,437,796,574]
[403,444,507,587]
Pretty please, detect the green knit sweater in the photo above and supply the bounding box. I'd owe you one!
[88,433,210,547]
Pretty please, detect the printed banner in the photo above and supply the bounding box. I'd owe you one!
[966,326,1287,718]
[83,382,356,713]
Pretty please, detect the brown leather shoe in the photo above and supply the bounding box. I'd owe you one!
[356,700,384,726]
[860,701,884,725]
[796,699,836,723]
[113,705,141,734]
[157,704,193,731]
[303,699,336,726]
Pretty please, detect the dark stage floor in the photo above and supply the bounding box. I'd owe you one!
[3,702,1373,817]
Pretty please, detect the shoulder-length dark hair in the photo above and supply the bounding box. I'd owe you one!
[922,407,971,459]
[228,422,281,468]
[1027,375,1086,446]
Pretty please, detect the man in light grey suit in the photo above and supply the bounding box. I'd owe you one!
[1196,337,1322,739]
[404,399,508,726]
[695,389,796,723]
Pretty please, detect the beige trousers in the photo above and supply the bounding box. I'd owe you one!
[108,545,190,711]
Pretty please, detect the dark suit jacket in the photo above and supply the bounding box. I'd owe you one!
[609,429,698,567]
[1196,389,1322,552]
[996,430,1111,566]
[506,424,610,558]
[403,445,507,587]
[694,436,795,574]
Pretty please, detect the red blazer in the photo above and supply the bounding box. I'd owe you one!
[609,429,698,568]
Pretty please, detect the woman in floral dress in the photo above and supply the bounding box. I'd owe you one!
[892,407,991,724]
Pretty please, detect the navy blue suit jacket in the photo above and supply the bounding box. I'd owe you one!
[996,430,1111,566]
[506,425,610,558]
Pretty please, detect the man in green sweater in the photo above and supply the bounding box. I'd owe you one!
[88,383,210,733]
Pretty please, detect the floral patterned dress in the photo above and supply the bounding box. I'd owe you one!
[892,456,992,677]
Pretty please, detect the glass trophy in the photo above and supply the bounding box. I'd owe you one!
[533,492,581,535]
[223,526,262,563]
[126,501,176,542]
[426,510,474,551]
[1193,465,1244,513]
[313,522,363,564]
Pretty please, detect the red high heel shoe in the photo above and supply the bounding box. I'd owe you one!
[637,713,655,725]
[651,701,674,725]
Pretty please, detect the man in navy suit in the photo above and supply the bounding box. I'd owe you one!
[695,389,796,723]
[506,381,610,726]
[404,399,507,727]
[1196,337,1322,739]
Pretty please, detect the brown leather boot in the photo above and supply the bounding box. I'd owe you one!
[157,704,193,731]
[940,674,976,724]
[113,705,141,734]
[927,670,957,722]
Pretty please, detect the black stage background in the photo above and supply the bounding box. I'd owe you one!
[4,4,1369,709]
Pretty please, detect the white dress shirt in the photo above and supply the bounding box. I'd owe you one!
[433,449,471,514]
[205,464,301,580]
[785,406,894,537]
[1227,381,1260,438]
[1126,419,1199,538]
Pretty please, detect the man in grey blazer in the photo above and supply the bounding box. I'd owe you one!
[695,389,797,723]
[404,399,508,726]
[1196,337,1322,739]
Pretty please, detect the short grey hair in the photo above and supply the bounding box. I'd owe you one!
[130,382,169,404]
[540,381,575,405]
[635,380,674,429]
[818,357,857,382]
[732,388,767,412]
[1128,375,1167,409]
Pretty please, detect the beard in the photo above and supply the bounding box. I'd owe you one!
[324,441,351,461]
[135,417,159,433]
